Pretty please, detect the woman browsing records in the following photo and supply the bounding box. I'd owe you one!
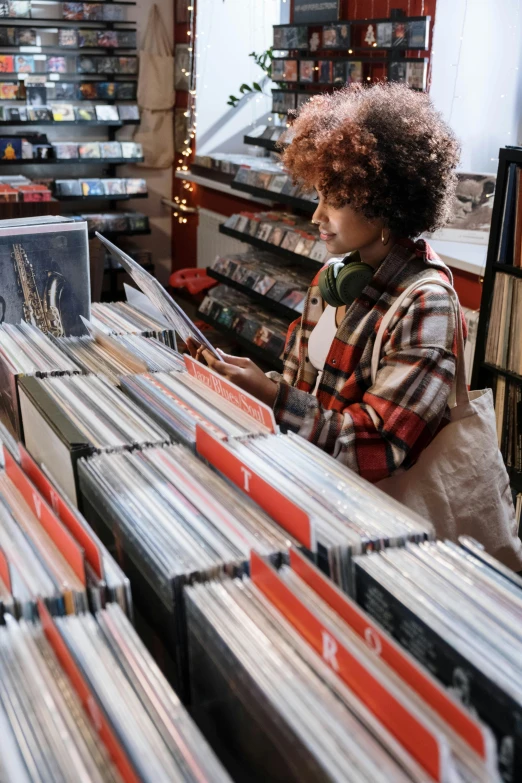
[188,83,522,570]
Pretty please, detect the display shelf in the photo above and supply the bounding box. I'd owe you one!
[0,119,139,126]
[482,363,522,385]
[0,45,136,51]
[493,262,522,279]
[426,238,486,276]
[55,192,148,201]
[243,134,279,152]
[0,20,136,28]
[207,269,299,322]
[273,15,429,29]
[219,224,322,270]
[0,73,137,80]
[197,311,284,373]
[0,156,143,165]
[26,0,136,4]
[271,53,425,61]
[472,146,522,392]
[0,199,60,218]
[176,170,275,206]
[231,181,316,214]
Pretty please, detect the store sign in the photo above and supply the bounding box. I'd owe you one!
[293,0,339,23]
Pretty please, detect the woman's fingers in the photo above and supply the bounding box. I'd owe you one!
[186,337,201,358]
[216,349,251,368]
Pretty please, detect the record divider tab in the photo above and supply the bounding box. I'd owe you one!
[18,443,105,581]
[37,598,142,783]
[195,425,315,551]
[288,547,491,764]
[250,550,446,782]
[0,546,12,594]
[184,355,277,434]
[3,445,87,587]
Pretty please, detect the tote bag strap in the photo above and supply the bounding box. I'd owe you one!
[371,275,468,408]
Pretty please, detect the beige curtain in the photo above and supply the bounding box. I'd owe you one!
[134,4,175,169]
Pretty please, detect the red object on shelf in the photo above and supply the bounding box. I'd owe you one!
[169,267,217,296]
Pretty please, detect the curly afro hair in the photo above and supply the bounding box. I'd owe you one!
[279,83,460,239]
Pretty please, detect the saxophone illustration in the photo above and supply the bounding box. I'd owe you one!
[12,243,65,337]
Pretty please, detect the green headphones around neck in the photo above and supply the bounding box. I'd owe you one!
[318,252,374,308]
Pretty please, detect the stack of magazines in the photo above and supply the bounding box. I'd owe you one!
[78,444,296,696]
[354,537,522,781]
[185,548,499,782]
[0,604,231,783]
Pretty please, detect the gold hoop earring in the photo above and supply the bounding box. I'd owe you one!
[381,227,390,246]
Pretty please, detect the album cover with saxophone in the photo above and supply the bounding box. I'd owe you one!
[0,216,90,338]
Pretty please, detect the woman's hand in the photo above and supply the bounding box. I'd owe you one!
[186,337,278,407]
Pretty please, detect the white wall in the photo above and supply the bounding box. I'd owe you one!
[195,0,282,155]
[430,0,522,174]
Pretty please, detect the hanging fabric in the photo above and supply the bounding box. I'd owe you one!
[134,4,175,169]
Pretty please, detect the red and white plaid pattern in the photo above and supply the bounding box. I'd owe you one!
[268,238,466,483]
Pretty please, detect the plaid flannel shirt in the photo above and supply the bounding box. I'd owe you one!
[267,238,466,483]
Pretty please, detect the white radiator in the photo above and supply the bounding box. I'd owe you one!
[197,207,249,269]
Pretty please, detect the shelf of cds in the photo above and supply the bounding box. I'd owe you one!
[1,218,522,781]
[472,146,522,494]
[0,0,145,252]
[268,13,431,114]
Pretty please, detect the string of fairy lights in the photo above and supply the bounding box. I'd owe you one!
[173,1,197,225]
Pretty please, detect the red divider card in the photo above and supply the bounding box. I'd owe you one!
[195,425,314,550]
[288,547,489,762]
[184,355,277,433]
[18,444,104,581]
[3,446,86,586]
[0,547,12,593]
[38,599,141,783]
[250,551,444,781]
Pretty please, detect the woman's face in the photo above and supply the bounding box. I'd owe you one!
[312,191,383,256]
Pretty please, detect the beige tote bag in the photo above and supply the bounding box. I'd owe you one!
[134,4,174,169]
[374,276,522,571]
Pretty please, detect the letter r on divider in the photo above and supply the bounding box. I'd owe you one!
[322,631,339,671]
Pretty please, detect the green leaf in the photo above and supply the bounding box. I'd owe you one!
[253,82,262,92]
[239,84,252,93]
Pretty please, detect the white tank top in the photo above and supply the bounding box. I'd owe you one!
[308,305,338,396]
